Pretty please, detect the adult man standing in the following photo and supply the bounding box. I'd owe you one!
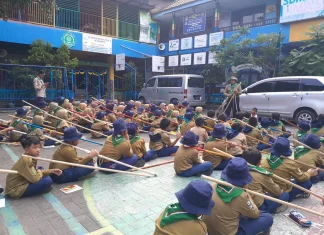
[33,70,48,104]
[224,76,241,117]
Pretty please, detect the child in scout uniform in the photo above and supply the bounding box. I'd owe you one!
[123,102,135,114]
[190,117,208,142]
[50,127,98,183]
[166,104,174,118]
[204,110,216,132]
[150,110,163,132]
[310,114,324,137]
[160,102,168,115]
[78,107,94,133]
[133,106,145,130]
[174,131,213,177]
[116,105,125,117]
[180,112,195,135]
[5,137,62,199]
[227,123,247,157]
[9,107,29,142]
[203,124,231,170]
[124,110,134,123]
[293,120,311,147]
[257,117,274,151]
[55,109,71,133]
[149,119,181,159]
[179,100,189,117]
[269,112,290,138]
[98,119,142,171]
[169,110,179,131]
[91,112,112,138]
[46,102,60,128]
[243,117,263,148]
[27,115,56,147]
[241,148,289,214]
[203,158,273,235]
[62,99,71,109]
[294,134,324,183]
[194,106,203,120]
[134,101,142,111]
[154,180,214,235]
[260,137,318,201]
[217,113,232,129]
[105,103,117,123]
[172,99,180,111]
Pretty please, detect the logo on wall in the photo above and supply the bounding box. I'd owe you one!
[61,32,76,48]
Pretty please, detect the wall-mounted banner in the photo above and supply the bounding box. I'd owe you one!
[194,52,206,65]
[231,64,262,73]
[152,56,165,72]
[139,10,157,44]
[82,33,112,54]
[194,34,207,48]
[169,39,180,51]
[280,0,324,23]
[116,53,125,71]
[208,52,217,64]
[209,32,224,46]
[181,37,193,50]
[168,55,179,67]
[183,11,206,34]
[180,54,192,66]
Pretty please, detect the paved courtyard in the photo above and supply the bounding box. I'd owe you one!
[0,111,323,235]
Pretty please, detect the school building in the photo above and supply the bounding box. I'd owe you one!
[0,0,323,103]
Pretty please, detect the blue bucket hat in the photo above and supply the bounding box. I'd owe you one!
[150,104,157,112]
[303,134,321,149]
[182,100,189,107]
[260,117,270,128]
[16,107,28,117]
[56,96,65,105]
[180,131,199,146]
[175,180,215,216]
[87,99,92,105]
[96,112,105,120]
[146,100,152,104]
[106,99,113,104]
[186,107,194,113]
[172,99,179,105]
[221,158,252,187]
[106,103,114,113]
[184,112,195,120]
[298,120,311,132]
[63,126,83,142]
[137,107,144,115]
[270,137,292,157]
[113,119,127,135]
[37,101,48,108]
[125,110,134,117]
[126,122,138,136]
[68,98,74,103]
[154,110,162,117]
[125,103,134,111]
[210,124,227,138]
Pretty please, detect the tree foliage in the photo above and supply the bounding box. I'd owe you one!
[211,27,283,78]
[122,61,144,91]
[280,24,324,76]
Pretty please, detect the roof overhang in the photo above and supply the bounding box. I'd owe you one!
[110,0,155,10]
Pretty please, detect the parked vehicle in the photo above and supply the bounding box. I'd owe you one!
[240,76,324,122]
[138,74,205,106]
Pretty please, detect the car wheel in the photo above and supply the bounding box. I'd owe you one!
[139,97,146,104]
[295,109,316,123]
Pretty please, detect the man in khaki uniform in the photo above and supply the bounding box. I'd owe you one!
[180,112,195,135]
[98,119,140,171]
[91,112,112,138]
[243,117,263,148]
[6,137,62,199]
[50,127,98,183]
[154,180,214,235]
[261,137,317,201]
[294,134,324,183]
[224,76,242,117]
[203,158,273,235]
[204,124,230,170]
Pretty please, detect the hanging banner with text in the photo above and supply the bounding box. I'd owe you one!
[152,56,165,72]
[116,54,125,71]
[82,33,112,54]
[183,12,206,34]
[139,10,158,44]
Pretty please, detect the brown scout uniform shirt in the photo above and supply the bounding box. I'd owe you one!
[261,158,310,192]
[50,145,92,170]
[149,130,172,151]
[154,211,208,235]
[27,129,45,147]
[6,157,50,199]
[224,84,242,97]
[91,121,110,138]
[296,149,324,172]
[204,119,216,132]
[131,137,146,158]
[203,139,228,169]
[150,117,163,132]
[203,183,260,235]
[246,129,263,148]
[180,121,195,135]
[10,119,28,142]
[106,113,117,123]
[228,133,247,156]
[169,117,179,131]
[99,135,133,164]
[174,146,200,174]
[190,126,208,142]
[248,171,281,207]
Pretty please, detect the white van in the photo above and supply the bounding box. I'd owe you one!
[138,74,205,106]
[240,76,324,122]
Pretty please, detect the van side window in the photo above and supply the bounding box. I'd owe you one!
[158,77,182,87]
[248,82,273,93]
[146,78,156,88]
[273,80,300,92]
[188,77,204,88]
[301,79,324,91]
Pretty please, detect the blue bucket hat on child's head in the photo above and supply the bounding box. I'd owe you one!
[210,124,227,138]
[182,100,189,107]
[180,131,199,147]
[184,112,195,121]
[63,126,83,142]
[125,110,134,117]
[154,110,162,117]
[221,158,252,187]
[16,107,28,117]
[137,107,144,115]
[113,119,127,135]
[260,117,270,128]
[96,112,105,120]
[126,122,138,136]
[270,137,292,157]
[298,120,311,132]
[303,134,321,150]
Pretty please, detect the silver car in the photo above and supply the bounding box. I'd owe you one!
[138,74,205,106]
[240,76,324,122]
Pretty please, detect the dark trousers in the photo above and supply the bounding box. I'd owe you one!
[288,179,312,201]
[214,159,230,170]
[36,97,45,103]
[259,192,289,213]
[237,212,273,235]
[177,162,213,177]
[44,139,56,146]
[98,155,138,172]
[225,96,240,118]
[21,176,53,198]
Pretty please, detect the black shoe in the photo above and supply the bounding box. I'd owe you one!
[0,187,3,194]
[197,168,214,177]
[135,158,145,167]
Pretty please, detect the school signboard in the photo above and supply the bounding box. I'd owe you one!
[280,0,324,23]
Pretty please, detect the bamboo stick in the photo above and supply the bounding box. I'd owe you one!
[202,175,324,218]
[55,104,94,124]
[0,142,20,146]
[8,115,55,130]
[280,156,324,172]
[27,116,51,124]
[131,160,174,171]
[212,147,324,201]
[282,119,303,131]
[0,169,18,174]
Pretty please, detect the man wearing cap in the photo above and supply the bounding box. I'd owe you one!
[91,112,112,138]
[224,76,241,118]
[50,127,99,183]
[174,131,213,177]
[150,110,163,132]
[99,119,142,170]
[154,180,214,235]
[294,134,324,183]
[180,112,195,135]
[203,158,273,235]
[293,120,310,147]
[33,70,48,104]
[261,137,317,201]
[204,124,231,170]
[9,107,29,142]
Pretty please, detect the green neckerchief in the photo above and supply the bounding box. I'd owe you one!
[166,110,172,118]
[216,181,244,203]
[183,119,192,126]
[33,109,43,117]
[274,121,283,127]
[266,154,283,170]
[11,119,21,128]
[56,120,63,128]
[53,107,61,114]
[76,108,81,112]
[206,137,216,143]
[311,127,322,134]
[229,83,239,94]
[148,113,154,118]
[294,146,311,160]
[160,203,197,227]
[296,130,307,140]
[130,134,141,144]
[194,113,201,120]
[112,135,126,147]
[249,165,273,176]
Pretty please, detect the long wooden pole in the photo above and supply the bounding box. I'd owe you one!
[212,147,324,201]
[54,104,94,124]
[9,115,56,130]
[131,160,174,171]
[202,175,324,218]
[22,155,149,177]
[0,169,18,174]
[282,119,303,131]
